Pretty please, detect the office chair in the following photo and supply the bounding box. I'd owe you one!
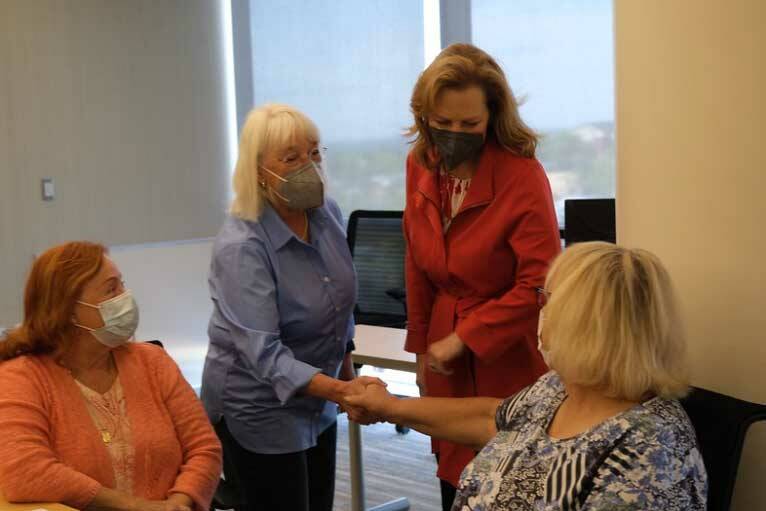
[680,386,766,511]
[210,452,242,511]
[563,198,615,247]
[347,210,412,435]
[346,210,407,328]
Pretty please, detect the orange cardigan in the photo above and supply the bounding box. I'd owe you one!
[0,343,222,510]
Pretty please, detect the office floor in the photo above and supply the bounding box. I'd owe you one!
[333,367,441,511]
[334,414,440,511]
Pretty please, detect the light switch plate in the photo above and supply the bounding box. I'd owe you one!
[41,178,55,201]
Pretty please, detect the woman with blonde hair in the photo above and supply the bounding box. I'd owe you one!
[200,103,382,511]
[0,241,222,511]
[403,43,561,508]
[348,242,707,510]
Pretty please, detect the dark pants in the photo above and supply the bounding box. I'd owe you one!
[215,419,337,511]
[435,453,457,511]
[440,479,457,511]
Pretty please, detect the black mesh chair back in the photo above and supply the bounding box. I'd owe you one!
[563,198,615,247]
[346,210,406,328]
[680,386,766,511]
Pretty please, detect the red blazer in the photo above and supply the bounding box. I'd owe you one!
[403,141,561,485]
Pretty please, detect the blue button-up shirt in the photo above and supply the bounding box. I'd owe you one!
[200,198,356,454]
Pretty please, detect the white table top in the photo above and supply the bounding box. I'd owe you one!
[352,324,416,373]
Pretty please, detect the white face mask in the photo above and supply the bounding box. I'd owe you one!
[74,290,139,348]
[537,310,553,368]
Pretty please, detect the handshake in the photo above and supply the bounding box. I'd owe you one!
[336,376,397,425]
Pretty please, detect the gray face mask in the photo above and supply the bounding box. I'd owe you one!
[74,290,139,348]
[261,161,325,210]
[428,126,485,171]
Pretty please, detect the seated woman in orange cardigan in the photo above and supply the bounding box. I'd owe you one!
[0,241,222,511]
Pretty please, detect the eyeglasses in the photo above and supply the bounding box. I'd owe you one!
[278,146,327,166]
[536,287,551,307]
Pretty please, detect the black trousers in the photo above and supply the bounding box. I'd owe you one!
[435,453,457,511]
[216,419,337,511]
[440,479,457,511]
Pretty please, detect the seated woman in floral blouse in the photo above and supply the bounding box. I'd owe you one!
[347,242,708,510]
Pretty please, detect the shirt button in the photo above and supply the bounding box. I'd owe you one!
[336,336,341,341]
[335,306,341,312]
[323,276,331,282]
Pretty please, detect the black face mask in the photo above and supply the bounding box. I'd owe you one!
[428,126,485,171]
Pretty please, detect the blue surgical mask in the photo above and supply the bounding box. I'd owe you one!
[74,290,139,348]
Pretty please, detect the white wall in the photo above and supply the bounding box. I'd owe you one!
[615,1,766,508]
[110,239,214,389]
[0,0,231,326]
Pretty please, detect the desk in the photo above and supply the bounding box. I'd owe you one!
[0,494,74,511]
[350,324,416,511]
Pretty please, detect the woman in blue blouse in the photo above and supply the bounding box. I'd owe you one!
[347,242,708,510]
[201,104,382,511]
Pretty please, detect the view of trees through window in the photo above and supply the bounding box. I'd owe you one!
[473,0,615,223]
[246,0,614,224]
[248,0,421,216]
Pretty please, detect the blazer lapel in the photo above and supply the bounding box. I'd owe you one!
[413,166,449,277]
[457,143,496,214]
[415,167,444,236]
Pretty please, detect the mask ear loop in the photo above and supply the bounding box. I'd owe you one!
[260,165,288,183]
[259,166,292,204]
[72,301,99,332]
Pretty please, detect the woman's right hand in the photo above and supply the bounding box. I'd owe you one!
[416,353,428,396]
[344,382,397,420]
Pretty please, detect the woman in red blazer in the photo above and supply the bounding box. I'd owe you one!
[403,43,561,510]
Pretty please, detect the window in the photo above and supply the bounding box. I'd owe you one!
[243,0,429,215]
[235,0,615,224]
[472,0,615,222]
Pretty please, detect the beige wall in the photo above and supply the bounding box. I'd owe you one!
[615,0,766,508]
[0,1,231,326]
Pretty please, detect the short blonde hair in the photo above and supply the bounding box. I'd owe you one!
[230,104,320,221]
[407,43,538,169]
[543,242,689,400]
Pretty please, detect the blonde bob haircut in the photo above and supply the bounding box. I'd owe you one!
[407,43,538,169]
[543,242,689,401]
[230,103,320,221]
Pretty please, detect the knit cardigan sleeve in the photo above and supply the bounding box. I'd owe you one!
[0,357,102,507]
[151,348,222,511]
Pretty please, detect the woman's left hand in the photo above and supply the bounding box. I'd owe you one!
[427,332,466,376]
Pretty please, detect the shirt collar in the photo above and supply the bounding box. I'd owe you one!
[259,201,329,251]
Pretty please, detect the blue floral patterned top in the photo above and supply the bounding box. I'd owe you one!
[453,372,707,510]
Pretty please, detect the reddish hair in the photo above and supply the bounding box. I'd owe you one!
[0,241,107,361]
[407,43,538,169]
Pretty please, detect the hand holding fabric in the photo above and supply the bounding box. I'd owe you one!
[427,332,466,376]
